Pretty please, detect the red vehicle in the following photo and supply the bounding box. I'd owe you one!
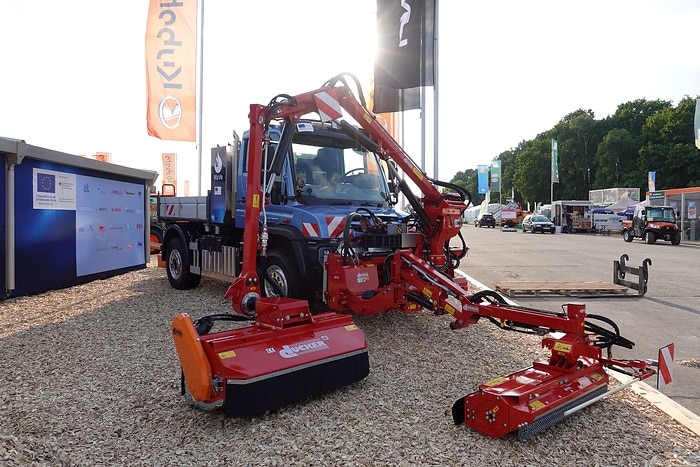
[622,204,681,245]
[171,74,655,439]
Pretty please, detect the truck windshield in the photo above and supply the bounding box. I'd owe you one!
[293,144,388,205]
[646,207,677,222]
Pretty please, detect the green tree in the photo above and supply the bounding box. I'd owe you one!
[512,137,552,204]
[447,96,699,206]
[551,109,600,200]
[449,168,479,206]
[593,128,637,188]
[497,149,518,203]
[638,96,700,190]
[594,98,671,190]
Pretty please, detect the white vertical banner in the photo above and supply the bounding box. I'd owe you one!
[551,139,559,183]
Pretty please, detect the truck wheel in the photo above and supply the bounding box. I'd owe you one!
[671,234,681,245]
[645,231,656,244]
[166,237,202,290]
[262,250,316,305]
[622,230,633,242]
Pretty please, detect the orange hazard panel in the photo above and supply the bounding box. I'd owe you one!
[172,313,213,402]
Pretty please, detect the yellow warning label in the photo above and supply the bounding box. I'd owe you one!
[483,377,507,387]
[252,194,260,208]
[492,405,499,413]
[218,350,236,360]
[412,167,424,180]
[345,324,358,331]
[592,373,604,381]
[423,287,432,298]
[444,303,456,316]
[529,400,546,411]
[553,342,572,353]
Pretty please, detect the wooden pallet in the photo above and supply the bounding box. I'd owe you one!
[493,281,630,297]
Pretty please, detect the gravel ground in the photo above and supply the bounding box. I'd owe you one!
[1,261,698,466]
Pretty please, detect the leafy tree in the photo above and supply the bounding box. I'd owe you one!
[447,96,700,205]
[637,96,700,190]
[551,109,600,200]
[593,128,637,188]
[448,168,479,206]
[496,149,518,203]
[512,137,552,204]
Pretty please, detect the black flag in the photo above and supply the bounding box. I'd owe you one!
[373,0,435,113]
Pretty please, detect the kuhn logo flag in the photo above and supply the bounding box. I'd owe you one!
[145,0,197,142]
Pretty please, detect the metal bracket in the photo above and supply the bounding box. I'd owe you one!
[613,254,652,296]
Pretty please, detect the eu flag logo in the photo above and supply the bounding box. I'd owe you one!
[37,173,56,193]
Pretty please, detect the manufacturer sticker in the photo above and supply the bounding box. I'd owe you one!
[218,350,236,360]
[553,342,572,353]
[279,339,329,359]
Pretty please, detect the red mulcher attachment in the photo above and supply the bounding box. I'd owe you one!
[450,303,656,440]
[172,297,369,417]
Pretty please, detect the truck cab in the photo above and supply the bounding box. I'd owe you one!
[159,119,409,304]
[622,205,680,244]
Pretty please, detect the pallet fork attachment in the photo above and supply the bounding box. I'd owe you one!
[613,254,652,296]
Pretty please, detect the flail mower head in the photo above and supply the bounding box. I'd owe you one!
[172,297,369,416]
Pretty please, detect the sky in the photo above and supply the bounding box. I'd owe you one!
[1,1,698,195]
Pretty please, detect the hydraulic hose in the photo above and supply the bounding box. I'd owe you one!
[585,314,635,350]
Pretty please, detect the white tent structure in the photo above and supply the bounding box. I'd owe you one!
[605,195,639,212]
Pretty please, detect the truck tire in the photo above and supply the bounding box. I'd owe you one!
[622,229,633,242]
[262,249,316,305]
[166,237,202,290]
[671,234,681,245]
[645,231,656,244]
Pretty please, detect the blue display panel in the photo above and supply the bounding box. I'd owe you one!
[13,159,146,296]
[74,175,145,276]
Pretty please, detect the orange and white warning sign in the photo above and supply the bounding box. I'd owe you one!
[657,343,674,389]
[145,0,197,142]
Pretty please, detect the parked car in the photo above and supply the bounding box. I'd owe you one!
[522,214,555,234]
[475,213,496,228]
